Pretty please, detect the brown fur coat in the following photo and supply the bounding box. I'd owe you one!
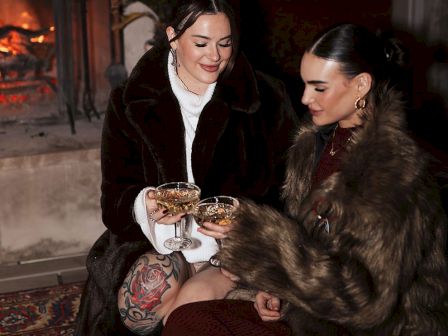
[220,88,448,335]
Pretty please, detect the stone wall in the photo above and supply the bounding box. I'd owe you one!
[0,148,104,264]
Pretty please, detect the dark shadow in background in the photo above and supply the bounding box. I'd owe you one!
[233,0,306,116]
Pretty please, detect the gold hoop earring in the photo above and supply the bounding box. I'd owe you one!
[355,97,367,110]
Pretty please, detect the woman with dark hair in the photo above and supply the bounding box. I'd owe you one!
[170,23,448,335]
[74,0,298,335]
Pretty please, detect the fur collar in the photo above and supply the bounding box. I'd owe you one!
[122,45,261,113]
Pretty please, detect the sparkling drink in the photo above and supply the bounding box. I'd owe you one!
[193,202,236,226]
[156,188,200,215]
[193,196,238,267]
[155,182,201,251]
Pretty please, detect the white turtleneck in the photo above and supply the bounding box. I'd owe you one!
[132,52,218,263]
[167,51,216,182]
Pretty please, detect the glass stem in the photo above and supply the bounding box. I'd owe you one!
[175,217,185,240]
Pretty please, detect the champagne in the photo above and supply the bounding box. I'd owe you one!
[193,202,236,226]
[155,188,200,215]
[193,195,237,267]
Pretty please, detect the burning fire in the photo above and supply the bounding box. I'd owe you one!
[30,26,56,43]
[0,9,57,113]
[0,10,55,54]
[30,35,44,43]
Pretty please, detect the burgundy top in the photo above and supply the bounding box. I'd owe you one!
[162,300,291,336]
[312,126,354,188]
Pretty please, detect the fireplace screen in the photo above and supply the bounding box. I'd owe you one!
[0,0,58,121]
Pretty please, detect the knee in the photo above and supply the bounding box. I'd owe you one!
[176,277,219,304]
[177,267,235,304]
[161,279,215,326]
[117,252,188,333]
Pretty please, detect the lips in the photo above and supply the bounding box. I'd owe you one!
[309,108,322,116]
[200,64,219,72]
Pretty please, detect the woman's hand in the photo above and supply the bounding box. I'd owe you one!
[197,221,233,239]
[254,291,282,321]
[145,189,184,225]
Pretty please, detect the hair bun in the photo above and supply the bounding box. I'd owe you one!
[377,31,410,68]
[384,37,410,67]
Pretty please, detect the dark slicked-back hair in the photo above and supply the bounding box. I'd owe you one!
[307,23,408,108]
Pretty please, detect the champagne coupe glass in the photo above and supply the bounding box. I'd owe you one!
[193,196,238,267]
[155,182,201,251]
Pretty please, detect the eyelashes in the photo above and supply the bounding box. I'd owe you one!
[194,41,232,48]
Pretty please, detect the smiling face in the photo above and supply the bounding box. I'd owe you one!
[166,12,232,95]
[300,52,370,128]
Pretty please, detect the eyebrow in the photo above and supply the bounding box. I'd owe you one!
[306,80,327,85]
[191,34,232,41]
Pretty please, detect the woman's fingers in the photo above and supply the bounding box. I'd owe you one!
[198,221,232,239]
[158,213,185,224]
[145,190,158,212]
[145,190,185,224]
[149,209,185,225]
[146,189,156,199]
[254,291,281,321]
[267,296,281,311]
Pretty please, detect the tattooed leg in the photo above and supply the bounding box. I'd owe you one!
[118,251,192,335]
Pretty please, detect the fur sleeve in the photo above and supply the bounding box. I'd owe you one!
[219,200,397,329]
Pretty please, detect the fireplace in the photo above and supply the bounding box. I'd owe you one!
[0,0,112,133]
[0,0,114,268]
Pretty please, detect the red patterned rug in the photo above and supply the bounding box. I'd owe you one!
[0,282,84,335]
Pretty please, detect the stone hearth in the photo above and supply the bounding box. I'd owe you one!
[0,117,104,279]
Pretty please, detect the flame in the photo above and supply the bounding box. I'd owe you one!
[30,35,45,43]
[0,11,57,103]
[20,11,32,19]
